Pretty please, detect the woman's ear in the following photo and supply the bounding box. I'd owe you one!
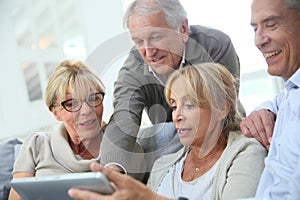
[225,103,231,117]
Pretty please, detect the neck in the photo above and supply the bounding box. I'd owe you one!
[182,135,227,182]
[189,134,227,160]
[68,131,102,159]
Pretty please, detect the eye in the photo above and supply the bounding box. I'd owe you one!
[171,106,177,111]
[183,100,196,110]
[133,39,143,47]
[88,94,98,103]
[150,34,162,41]
[64,99,79,108]
[264,18,280,30]
[266,22,277,30]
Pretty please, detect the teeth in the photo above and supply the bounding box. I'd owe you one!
[178,129,188,134]
[82,120,93,126]
[264,50,282,59]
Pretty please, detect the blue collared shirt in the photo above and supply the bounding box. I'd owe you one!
[255,68,300,199]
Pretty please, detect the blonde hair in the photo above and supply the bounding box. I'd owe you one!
[45,60,105,111]
[165,62,242,135]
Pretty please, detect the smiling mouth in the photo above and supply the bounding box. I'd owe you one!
[264,50,282,59]
[150,55,165,64]
[80,119,95,126]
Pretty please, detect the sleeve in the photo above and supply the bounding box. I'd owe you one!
[100,50,147,180]
[220,140,267,200]
[196,27,245,116]
[190,26,241,90]
[213,32,247,117]
[13,134,41,174]
[209,31,240,83]
[254,92,284,115]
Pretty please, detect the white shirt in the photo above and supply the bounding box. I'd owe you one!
[255,68,300,199]
[157,150,219,200]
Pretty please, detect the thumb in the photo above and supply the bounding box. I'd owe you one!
[90,161,103,172]
[101,167,126,187]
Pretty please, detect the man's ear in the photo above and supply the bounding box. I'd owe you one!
[51,107,63,121]
[180,19,189,42]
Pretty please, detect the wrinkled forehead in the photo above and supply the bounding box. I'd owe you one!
[130,26,177,38]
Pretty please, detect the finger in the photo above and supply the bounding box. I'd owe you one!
[261,110,275,142]
[241,114,264,145]
[68,188,108,200]
[100,167,127,188]
[251,114,270,148]
[90,162,103,172]
[240,119,252,137]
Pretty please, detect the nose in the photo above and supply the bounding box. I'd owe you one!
[80,101,93,115]
[254,29,270,50]
[141,40,157,58]
[173,107,183,122]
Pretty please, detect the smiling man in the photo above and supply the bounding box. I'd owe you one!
[100,0,245,181]
[241,0,300,198]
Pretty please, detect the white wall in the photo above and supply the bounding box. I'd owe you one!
[0,0,124,139]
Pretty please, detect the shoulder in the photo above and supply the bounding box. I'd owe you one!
[189,25,232,44]
[22,132,51,148]
[119,47,144,72]
[226,131,267,155]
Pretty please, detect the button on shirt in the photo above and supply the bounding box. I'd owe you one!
[255,68,300,199]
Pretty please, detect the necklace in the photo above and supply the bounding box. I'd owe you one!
[182,139,226,182]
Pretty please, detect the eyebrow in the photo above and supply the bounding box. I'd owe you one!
[250,15,281,27]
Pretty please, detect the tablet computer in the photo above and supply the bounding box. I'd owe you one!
[11,172,115,200]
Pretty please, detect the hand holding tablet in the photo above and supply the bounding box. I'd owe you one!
[11,172,114,200]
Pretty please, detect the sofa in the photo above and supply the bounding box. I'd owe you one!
[0,138,23,200]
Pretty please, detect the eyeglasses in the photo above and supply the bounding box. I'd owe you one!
[60,92,105,112]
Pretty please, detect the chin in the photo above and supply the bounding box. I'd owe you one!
[180,139,192,147]
[152,65,174,75]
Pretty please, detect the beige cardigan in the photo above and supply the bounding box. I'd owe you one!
[147,131,267,200]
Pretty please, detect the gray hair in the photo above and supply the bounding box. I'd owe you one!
[123,0,187,30]
[285,0,300,10]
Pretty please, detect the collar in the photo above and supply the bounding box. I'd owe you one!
[285,68,300,90]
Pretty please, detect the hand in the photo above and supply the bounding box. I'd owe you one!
[68,163,165,200]
[240,109,275,150]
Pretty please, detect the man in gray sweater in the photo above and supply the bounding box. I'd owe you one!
[100,0,245,181]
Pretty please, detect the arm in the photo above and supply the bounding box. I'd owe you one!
[68,163,170,200]
[8,133,45,200]
[100,50,147,180]
[8,172,34,200]
[189,25,245,116]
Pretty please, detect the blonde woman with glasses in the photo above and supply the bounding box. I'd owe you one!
[9,60,106,200]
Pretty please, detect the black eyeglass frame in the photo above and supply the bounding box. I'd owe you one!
[60,92,105,112]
